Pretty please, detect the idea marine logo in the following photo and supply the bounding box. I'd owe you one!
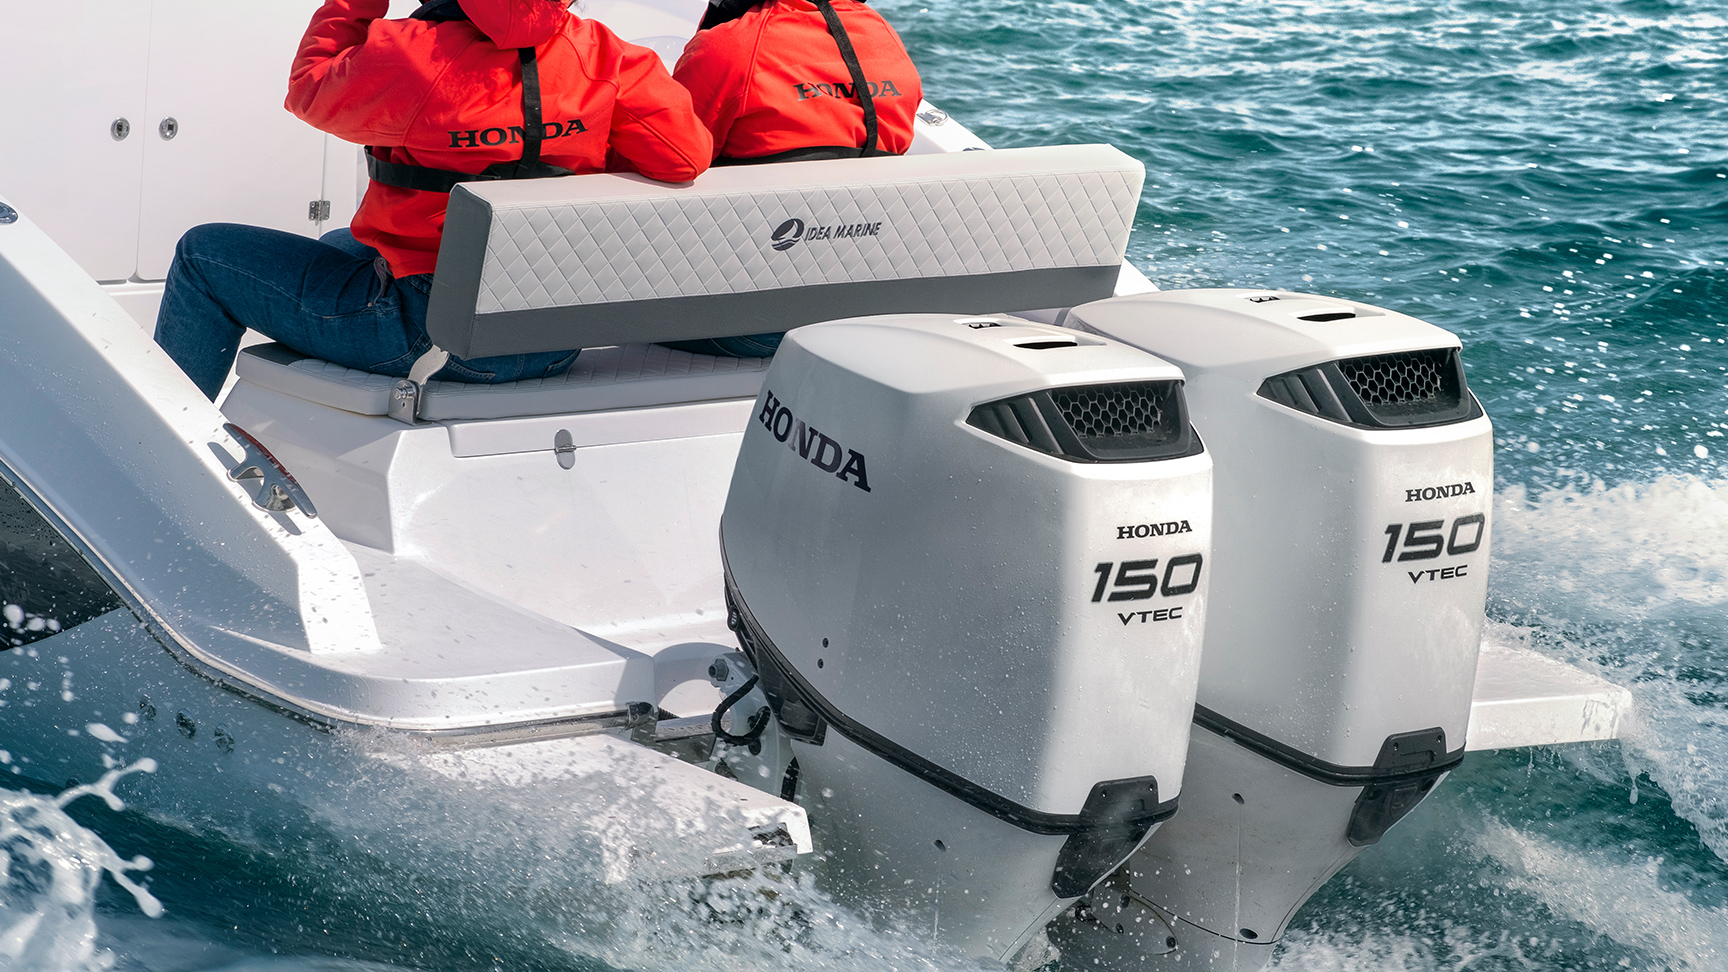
[757,389,872,492]
[1405,482,1476,502]
[768,217,882,252]
[770,218,805,251]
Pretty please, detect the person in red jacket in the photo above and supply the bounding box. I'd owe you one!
[655,0,921,356]
[154,0,712,400]
[674,0,922,165]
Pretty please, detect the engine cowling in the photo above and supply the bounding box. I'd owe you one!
[1051,289,1493,969]
[720,313,1214,959]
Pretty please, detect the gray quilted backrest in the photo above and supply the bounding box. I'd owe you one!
[425,144,1145,358]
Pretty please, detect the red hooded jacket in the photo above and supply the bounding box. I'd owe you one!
[287,0,713,276]
[672,0,922,162]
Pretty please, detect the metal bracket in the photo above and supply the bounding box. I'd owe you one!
[387,346,451,425]
[223,423,317,517]
[308,199,332,222]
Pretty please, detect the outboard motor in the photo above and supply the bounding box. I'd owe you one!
[720,315,1213,960]
[1049,290,1492,970]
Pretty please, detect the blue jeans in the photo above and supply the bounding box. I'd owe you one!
[154,224,580,401]
[660,333,783,357]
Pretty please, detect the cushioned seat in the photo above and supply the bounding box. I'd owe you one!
[236,145,1141,425]
[237,342,770,421]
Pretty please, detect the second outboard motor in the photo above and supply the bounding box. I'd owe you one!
[1050,290,1492,970]
[720,315,1213,961]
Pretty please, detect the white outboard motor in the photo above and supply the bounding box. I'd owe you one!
[719,315,1213,961]
[1049,290,1493,970]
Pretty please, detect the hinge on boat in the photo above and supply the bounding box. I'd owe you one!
[388,346,450,425]
[308,199,332,221]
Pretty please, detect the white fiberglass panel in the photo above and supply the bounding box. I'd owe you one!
[0,6,151,281]
[135,0,328,279]
[1466,640,1633,750]
[0,198,381,665]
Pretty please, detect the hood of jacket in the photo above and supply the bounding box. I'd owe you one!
[461,0,569,48]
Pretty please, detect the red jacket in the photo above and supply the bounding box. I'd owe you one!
[672,0,922,162]
[287,0,712,277]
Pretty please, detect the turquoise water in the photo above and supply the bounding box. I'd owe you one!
[11,0,1728,968]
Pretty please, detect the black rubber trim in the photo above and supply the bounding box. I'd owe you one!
[426,262,1121,358]
[1192,704,1465,787]
[722,547,1177,836]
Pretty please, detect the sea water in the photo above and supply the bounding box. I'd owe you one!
[5,0,1727,968]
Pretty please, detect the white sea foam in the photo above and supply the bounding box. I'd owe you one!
[1489,476,1728,863]
[0,760,160,972]
[1473,818,1728,970]
[253,730,997,972]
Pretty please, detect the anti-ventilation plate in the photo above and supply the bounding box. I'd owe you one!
[1258,347,1481,429]
[968,380,1200,462]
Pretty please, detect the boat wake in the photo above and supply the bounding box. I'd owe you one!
[261,731,1002,972]
[2,477,1723,972]
[1490,474,1728,862]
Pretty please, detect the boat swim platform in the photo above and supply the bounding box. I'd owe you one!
[1466,641,1633,751]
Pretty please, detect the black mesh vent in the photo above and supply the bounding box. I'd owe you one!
[968,381,1199,463]
[1338,349,1451,406]
[1051,383,1169,439]
[1258,347,1481,430]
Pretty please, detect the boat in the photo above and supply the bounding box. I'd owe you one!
[0,2,1634,968]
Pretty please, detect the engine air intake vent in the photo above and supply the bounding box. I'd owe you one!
[1338,348,1449,406]
[1258,347,1481,429]
[968,381,1200,463]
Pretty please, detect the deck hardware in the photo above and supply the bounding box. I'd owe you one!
[917,106,949,126]
[0,203,14,225]
[388,380,419,423]
[158,117,178,140]
[554,429,576,469]
[110,118,131,141]
[626,701,658,744]
[388,346,450,424]
[308,199,332,222]
[223,423,318,517]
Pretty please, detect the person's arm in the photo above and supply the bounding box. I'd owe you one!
[607,42,714,181]
[672,22,756,162]
[285,0,453,145]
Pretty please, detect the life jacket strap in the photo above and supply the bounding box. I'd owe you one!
[812,0,879,157]
[366,47,574,193]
